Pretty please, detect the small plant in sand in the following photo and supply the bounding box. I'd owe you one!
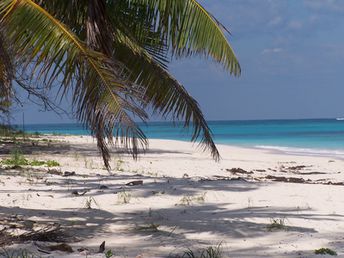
[146,170,158,177]
[2,148,29,166]
[84,157,95,169]
[29,160,46,166]
[1,248,40,258]
[195,192,207,203]
[45,160,60,167]
[179,196,193,206]
[267,218,287,231]
[73,152,80,161]
[135,223,160,232]
[117,190,131,204]
[84,196,99,209]
[105,250,114,258]
[314,248,337,256]
[22,159,60,167]
[182,244,222,258]
[115,159,125,172]
[247,197,253,208]
[179,192,207,206]
[1,147,60,168]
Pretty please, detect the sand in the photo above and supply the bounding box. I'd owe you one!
[0,135,344,257]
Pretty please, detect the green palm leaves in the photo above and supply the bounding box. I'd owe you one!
[0,0,240,168]
[125,0,240,74]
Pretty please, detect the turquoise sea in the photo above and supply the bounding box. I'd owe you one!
[17,119,344,157]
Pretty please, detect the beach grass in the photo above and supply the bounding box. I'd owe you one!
[182,244,222,258]
[314,248,337,256]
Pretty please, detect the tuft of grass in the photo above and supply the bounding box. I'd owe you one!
[73,152,80,161]
[117,190,131,204]
[84,196,99,209]
[135,223,160,232]
[29,160,46,166]
[83,157,94,169]
[314,248,337,256]
[182,244,222,258]
[1,149,60,168]
[267,218,287,231]
[179,196,193,206]
[45,160,60,167]
[1,149,29,166]
[105,250,114,258]
[29,159,60,167]
[115,159,124,172]
[179,193,207,206]
[1,249,40,258]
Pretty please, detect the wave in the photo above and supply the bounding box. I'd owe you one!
[336,118,344,121]
[255,145,344,158]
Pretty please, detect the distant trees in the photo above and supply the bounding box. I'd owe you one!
[0,0,240,168]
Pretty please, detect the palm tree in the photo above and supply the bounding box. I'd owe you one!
[0,0,240,168]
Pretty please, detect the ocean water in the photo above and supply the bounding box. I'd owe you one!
[17,119,344,157]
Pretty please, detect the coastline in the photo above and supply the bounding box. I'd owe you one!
[0,135,344,257]
[29,131,344,161]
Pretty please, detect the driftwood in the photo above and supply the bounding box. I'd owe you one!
[126,180,143,186]
[226,168,253,175]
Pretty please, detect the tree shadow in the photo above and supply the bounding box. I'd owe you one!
[0,138,343,257]
[0,172,342,257]
[0,138,190,158]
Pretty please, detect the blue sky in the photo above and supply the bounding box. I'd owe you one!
[11,0,344,124]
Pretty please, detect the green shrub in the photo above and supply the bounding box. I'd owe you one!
[105,250,114,258]
[1,152,60,168]
[267,218,287,231]
[2,149,29,166]
[30,160,46,166]
[314,248,337,256]
[135,223,160,232]
[46,160,60,167]
[183,244,222,258]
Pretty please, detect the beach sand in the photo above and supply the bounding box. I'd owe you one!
[0,135,344,257]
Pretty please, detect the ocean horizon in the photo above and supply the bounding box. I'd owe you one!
[14,118,344,158]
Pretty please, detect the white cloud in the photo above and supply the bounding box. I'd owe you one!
[262,48,283,54]
[288,20,303,30]
[268,16,283,27]
[305,0,344,12]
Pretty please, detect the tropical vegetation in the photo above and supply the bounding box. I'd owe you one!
[0,0,240,168]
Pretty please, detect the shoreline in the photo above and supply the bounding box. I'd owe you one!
[27,133,344,160]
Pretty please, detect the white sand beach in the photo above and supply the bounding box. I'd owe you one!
[1,135,344,257]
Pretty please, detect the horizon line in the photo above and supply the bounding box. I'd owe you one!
[8,117,343,126]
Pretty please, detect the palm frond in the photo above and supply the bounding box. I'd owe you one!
[35,0,88,37]
[0,30,13,113]
[107,0,170,68]
[114,28,220,160]
[0,0,241,165]
[0,0,148,168]
[126,0,241,75]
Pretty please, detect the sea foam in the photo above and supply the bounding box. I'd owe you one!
[255,145,344,158]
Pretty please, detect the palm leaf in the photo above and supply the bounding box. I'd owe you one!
[1,0,241,165]
[0,0,148,168]
[126,0,241,75]
[114,28,220,159]
[0,30,13,113]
